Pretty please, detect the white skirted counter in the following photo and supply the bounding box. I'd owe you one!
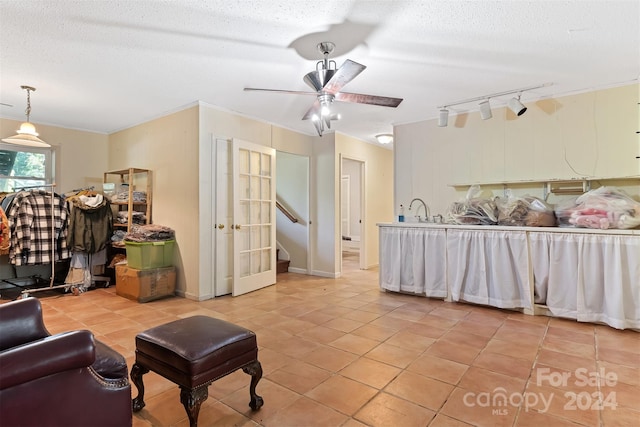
[378,223,640,330]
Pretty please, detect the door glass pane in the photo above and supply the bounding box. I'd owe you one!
[251,251,261,274]
[261,202,270,223]
[239,174,249,198]
[261,153,271,177]
[261,249,271,273]
[239,253,250,277]
[261,225,271,247]
[250,225,260,248]
[261,177,270,199]
[250,176,260,199]
[250,201,260,224]
[238,227,250,251]
[250,151,260,175]
[239,149,249,174]
[238,200,249,225]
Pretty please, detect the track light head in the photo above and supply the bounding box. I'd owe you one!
[508,95,527,116]
[479,100,492,120]
[438,108,449,127]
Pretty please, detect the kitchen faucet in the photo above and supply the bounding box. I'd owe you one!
[409,198,430,222]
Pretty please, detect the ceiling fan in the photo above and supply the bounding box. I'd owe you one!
[244,42,403,136]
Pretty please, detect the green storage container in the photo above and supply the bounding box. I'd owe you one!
[125,240,175,270]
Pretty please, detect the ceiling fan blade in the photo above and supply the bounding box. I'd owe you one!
[244,87,317,96]
[335,92,403,108]
[322,59,366,94]
[302,99,321,120]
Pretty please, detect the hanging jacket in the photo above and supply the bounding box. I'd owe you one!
[8,190,70,266]
[67,193,113,254]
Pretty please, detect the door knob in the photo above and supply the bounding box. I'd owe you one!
[217,224,225,229]
[234,224,242,230]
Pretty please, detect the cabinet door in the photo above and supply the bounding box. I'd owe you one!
[232,139,276,296]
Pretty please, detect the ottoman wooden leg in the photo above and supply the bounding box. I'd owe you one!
[242,360,264,410]
[131,362,150,412]
[180,384,210,427]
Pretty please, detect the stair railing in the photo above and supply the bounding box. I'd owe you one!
[276,200,298,223]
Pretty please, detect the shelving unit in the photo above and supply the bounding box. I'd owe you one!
[104,168,152,243]
[449,175,640,199]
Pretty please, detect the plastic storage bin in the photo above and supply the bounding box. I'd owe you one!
[125,240,175,270]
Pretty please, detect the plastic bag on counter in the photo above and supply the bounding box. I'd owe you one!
[446,185,498,225]
[495,192,556,227]
[554,186,640,229]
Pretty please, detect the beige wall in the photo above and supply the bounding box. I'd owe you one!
[1,118,109,192]
[395,84,640,217]
[108,106,199,298]
[2,103,393,298]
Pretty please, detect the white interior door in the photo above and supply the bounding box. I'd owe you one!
[232,139,276,296]
[214,138,233,296]
[341,175,350,239]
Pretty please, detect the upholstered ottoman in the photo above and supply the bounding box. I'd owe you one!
[130,316,263,427]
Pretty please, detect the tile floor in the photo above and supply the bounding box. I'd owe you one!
[16,254,640,426]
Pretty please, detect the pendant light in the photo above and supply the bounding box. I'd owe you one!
[2,85,50,148]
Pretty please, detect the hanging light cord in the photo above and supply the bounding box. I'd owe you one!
[23,86,33,122]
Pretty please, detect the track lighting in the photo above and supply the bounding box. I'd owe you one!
[508,94,527,116]
[2,85,50,147]
[436,82,552,126]
[479,100,492,120]
[438,109,449,127]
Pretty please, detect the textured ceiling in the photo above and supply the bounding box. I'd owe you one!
[0,0,638,147]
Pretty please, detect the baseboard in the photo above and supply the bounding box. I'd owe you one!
[310,270,340,278]
[288,267,308,274]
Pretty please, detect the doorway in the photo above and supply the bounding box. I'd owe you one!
[275,151,310,274]
[340,156,365,273]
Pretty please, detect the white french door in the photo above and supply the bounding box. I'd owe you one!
[232,139,276,296]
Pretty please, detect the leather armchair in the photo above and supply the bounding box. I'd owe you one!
[0,297,132,426]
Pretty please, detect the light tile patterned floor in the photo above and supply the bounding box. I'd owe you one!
[22,254,640,426]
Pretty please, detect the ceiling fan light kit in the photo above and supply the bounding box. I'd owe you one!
[436,82,552,127]
[2,85,50,147]
[244,41,403,137]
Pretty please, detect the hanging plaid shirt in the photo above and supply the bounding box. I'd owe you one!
[8,190,70,266]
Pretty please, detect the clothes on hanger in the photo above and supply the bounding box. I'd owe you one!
[64,190,113,289]
[0,206,9,255]
[7,190,70,266]
[67,192,113,253]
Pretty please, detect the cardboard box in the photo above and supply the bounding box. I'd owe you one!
[116,264,176,303]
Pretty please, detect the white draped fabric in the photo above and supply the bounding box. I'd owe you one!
[446,229,531,308]
[379,226,447,297]
[379,224,639,330]
[529,233,580,318]
[531,232,640,329]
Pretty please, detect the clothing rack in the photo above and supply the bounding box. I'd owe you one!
[10,183,77,298]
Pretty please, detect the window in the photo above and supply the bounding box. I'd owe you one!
[0,143,54,192]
